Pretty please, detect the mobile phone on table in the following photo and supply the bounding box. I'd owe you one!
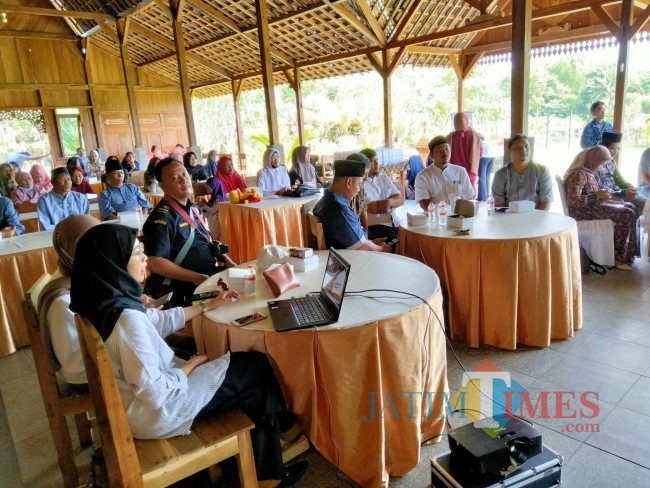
[191,290,220,301]
[151,292,173,308]
[386,237,399,247]
[231,312,267,327]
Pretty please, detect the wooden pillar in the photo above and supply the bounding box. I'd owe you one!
[613,0,633,132]
[232,79,246,171]
[382,50,392,148]
[170,0,198,146]
[294,67,305,146]
[255,0,280,145]
[510,0,532,135]
[82,39,104,149]
[116,18,143,148]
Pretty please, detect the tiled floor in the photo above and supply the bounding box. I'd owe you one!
[1,252,649,487]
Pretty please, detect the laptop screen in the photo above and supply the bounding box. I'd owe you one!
[319,249,351,316]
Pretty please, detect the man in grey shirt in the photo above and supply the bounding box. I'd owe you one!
[491,134,553,210]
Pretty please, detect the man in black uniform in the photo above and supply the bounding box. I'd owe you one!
[142,157,235,307]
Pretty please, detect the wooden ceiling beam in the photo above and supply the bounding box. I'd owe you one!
[0,30,77,41]
[630,1,650,36]
[118,0,158,18]
[591,4,622,39]
[365,52,384,74]
[406,45,462,54]
[386,46,406,76]
[153,0,174,19]
[353,0,387,46]
[331,3,381,45]
[0,4,114,21]
[186,0,241,32]
[390,0,425,41]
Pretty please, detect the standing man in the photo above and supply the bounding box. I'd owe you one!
[596,131,646,216]
[37,167,89,230]
[142,157,236,307]
[313,160,391,252]
[415,136,474,212]
[359,148,404,242]
[581,101,613,149]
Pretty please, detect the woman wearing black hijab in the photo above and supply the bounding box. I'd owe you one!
[70,225,307,485]
[183,151,208,182]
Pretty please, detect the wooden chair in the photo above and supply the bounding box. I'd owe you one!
[307,211,326,250]
[75,314,258,488]
[22,273,94,488]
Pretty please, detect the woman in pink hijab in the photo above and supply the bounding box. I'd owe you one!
[564,146,637,270]
[216,155,246,194]
[30,164,53,192]
[446,112,483,195]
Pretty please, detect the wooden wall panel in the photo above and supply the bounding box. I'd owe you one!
[135,90,184,113]
[0,90,40,108]
[40,89,90,108]
[0,39,23,84]
[95,88,130,112]
[89,47,126,85]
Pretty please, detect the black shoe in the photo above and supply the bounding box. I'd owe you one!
[277,461,309,488]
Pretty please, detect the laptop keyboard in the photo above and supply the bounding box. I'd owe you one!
[291,297,332,325]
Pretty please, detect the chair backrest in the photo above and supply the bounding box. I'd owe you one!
[554,175,569,215]
[75,314,144,488]
[307,212,326,250]
[129,170,146,188]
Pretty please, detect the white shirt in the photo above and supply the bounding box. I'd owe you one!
[364,174,401,227]
[414,163,474,204]
[48,294,87,384]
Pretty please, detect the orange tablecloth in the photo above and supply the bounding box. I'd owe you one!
[218,198,310,263]
[398,210,582,350]
[194,251,448,487]
[0,237,58,356]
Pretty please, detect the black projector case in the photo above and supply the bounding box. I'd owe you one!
[431,444,562,488]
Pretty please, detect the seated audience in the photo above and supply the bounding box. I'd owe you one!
[0,163,17,197]
[289,146,322,187]
[122,151,140,173]
[10,171,47,211]
[30,164,53,193]
[346,153,370,233]
[257,148,291,196]
[144,157,161,193]
[595,131,646,216]
[491,134,553,210]
[199,176,226,240]
[69,165,96,196]
[37,215,101,384]
[313,160,390,252]
[205,149,219,179]
[0,195,24,237]
[76,148,90,174]
[70,224,308,486]
[183,151,207,182]
[360,148,404,241]
[37,168,90,230]
[639,147,650,198]
[86,149,104,179]
[143,158,236,307]
[564,146,637,270]
[581,101,613,149]
[216,155,246,195]
[98,157,151,220]
[104,156,128,183]
[415,135,474,211]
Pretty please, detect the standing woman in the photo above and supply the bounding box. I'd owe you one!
[257,148,291,196]
[564,146,637,270]
[289,146,322,187]
[0,163,18,197]
[198,176,225,240]
[446,112,483,195]
[70,225,308,485]
[216,155,246,194]
[183,151,207,182]
[30,164,53,193]
[205,149,219,179]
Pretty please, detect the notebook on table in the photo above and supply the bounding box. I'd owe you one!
[268,249,351,332]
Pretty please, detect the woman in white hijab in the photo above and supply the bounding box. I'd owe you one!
[257,148,291,196]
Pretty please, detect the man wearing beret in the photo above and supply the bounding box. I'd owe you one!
[414,136,474,212]
[313,160,391,252]
[98,156,151,220]
[596,131,646,216]
[359,148,404,242]
[37,167,90,230]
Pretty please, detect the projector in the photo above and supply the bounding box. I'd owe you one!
[448,417,542,475]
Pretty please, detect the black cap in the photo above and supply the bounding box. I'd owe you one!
[334,160,366,177]
[360,148,377,159]
[601,131,622,144]
[105,158,122,173]
[51,167,70,179]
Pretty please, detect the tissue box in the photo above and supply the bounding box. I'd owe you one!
[407,211,427,226]
[288,254,319,272]
[289,247,313,258]
[447,215,474,230]
[118,211,139,222]
[509,200,535,213]
[227,268,249,293]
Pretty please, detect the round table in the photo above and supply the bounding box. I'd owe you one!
[398,208,582,350]
[193,250,448,488]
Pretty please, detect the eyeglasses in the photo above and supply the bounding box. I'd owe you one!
[132,241,146,261]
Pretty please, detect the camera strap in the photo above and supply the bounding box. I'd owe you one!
[164,196,212,242]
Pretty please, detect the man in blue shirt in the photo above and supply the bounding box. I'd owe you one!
[314,160,391,252]
[0,196,25,237]
[98,157,151,220]
[580,101,613,149]
[37,167,89,230]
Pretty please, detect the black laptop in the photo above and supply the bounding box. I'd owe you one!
[267,249,351,332]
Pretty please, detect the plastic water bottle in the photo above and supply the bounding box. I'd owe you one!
[427,202,435,223]
[437,201,447,225]
[487,195,495,216]
[244,265,256,297]
[136,203,143,219]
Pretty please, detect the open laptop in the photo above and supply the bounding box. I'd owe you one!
[268,249,351,332]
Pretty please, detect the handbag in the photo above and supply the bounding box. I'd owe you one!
[263,262,300,297]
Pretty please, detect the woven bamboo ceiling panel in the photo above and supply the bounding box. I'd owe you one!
[6,0,644,97]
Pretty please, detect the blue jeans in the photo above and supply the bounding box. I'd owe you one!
[478,157,495,201]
